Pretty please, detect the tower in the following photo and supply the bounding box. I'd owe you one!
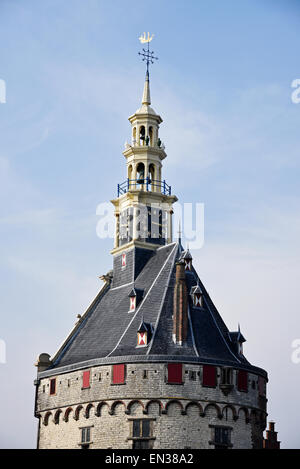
[111,69,177,254]
[34,37,269,449]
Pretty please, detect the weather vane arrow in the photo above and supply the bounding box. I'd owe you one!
[138,32,158,75]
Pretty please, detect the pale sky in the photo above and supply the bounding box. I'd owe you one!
[0,0,300,448]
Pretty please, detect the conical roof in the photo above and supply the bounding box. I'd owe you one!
[38,242,267,380]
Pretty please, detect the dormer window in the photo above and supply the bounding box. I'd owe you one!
[128,288,144,313]
[137,321,153,347]
[229,325,246,356]
[137,331,147,346]
[128,289,136,312]
[190,284,203,308]
[181,249,192,271]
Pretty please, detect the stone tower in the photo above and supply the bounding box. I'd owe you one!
[34,52,269,450]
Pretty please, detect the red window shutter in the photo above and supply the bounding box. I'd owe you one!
[50,378,56,395]
[202,365,216,387]
[258,376,265,396]
[238,370,248,392]
[130,296,136,311]
[167,363,182,384]
[82,370,90,389]
[113,364,125,384]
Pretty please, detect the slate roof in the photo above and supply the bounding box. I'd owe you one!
[39,242,267,379]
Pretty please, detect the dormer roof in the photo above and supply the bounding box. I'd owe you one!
[181,249,192,260]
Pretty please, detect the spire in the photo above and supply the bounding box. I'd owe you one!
[142,70,151,105]
[178,220,182,245]
[138,33,157,106]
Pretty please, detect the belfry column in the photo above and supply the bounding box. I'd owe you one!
[133,164,137,189]
[133,206,138,241]
[167,209,173,244]
[114,213,120,248]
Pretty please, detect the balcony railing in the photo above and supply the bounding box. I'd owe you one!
[117,178,172,197]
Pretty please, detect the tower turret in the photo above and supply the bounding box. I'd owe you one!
[111,41,177,256]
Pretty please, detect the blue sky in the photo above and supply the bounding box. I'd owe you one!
[0,0,300,448]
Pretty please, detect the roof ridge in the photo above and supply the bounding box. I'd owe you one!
[146,243,180,355]
[156,241,177,251]
[190,267,229,338]
[187,303,199,357]
[51,281,110,367]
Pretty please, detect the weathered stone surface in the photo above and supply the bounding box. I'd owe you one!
[36,363,266,449]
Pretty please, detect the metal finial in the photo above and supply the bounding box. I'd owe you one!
[138,32,158,75]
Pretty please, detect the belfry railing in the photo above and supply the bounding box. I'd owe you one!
[117,178,171,197]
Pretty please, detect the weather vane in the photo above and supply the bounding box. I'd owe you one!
[138,32,158,75]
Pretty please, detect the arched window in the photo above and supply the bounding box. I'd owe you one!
[128,165,133,188]
[132,127,137,145]
[136,163,145,185]
[139,126,145,146]
[149,127,153,146]
[149,163,155,186]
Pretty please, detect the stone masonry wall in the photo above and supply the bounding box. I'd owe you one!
[36,363,267,449]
